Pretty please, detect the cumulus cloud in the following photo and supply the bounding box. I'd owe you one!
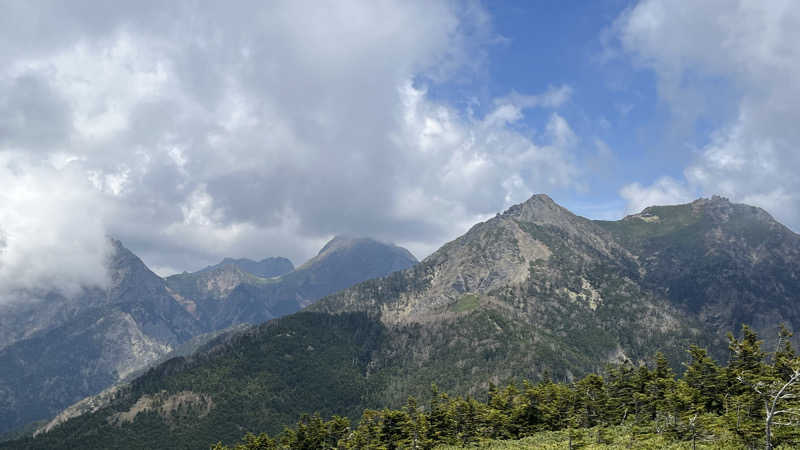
[0,155,111,299]
[620,177,695,214]
[0,0,581,281]
[616,0,800,229]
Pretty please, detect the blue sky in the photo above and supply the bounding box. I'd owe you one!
[415,0,682,219]
[1,0,799,290]
[465,0,688,217]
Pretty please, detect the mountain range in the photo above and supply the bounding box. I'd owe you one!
[0,236,417,437]
[6,194,800,449]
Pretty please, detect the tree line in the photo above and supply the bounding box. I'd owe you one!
[213,325,800,449]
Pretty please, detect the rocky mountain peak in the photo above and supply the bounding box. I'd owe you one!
[501,194,581,229]
[307,236,416,269]
[626,196,781,231]
[316,235,366,256]
[198,256,294,279]
[202,264,252,298]
[17,195,800,448]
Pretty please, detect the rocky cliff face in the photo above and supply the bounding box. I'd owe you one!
[314,195,800,357]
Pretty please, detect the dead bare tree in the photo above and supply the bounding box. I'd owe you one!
[738,366,800,450]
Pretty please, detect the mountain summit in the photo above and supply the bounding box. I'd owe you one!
[198,256,294,279]
[164,235,418,330]
[0,236,417,437]
[13,195,800,448]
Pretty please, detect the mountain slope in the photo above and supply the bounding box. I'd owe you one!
[0,237,416,437]
[13,195,800,449]
[164,236,418,331]
[0,240,202,434]
[596,195,800,343]
[311,194,702,383]
[197,256,294,279]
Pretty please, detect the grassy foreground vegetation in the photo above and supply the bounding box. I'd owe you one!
[214,325,800,449]
[435,425,745,449]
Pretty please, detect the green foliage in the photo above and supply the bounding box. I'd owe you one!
[5,312,389,450]
[209,326,800,450]
[451,294,480,313]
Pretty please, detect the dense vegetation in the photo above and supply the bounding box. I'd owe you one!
[215,325,800,449]
[3,312,391,449]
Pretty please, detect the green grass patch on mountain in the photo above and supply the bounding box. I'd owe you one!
[594,203,704,245]
[452,294,480,312]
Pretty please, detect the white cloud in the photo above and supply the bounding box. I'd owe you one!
[616,0,800,229]
[0,1,583,280]
[620,177,695,214]
[493,84,573,110]
[390,83,579,256]
[0,155,111,300]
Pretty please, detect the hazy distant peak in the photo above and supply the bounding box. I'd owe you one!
[316,235,362,256]
[198,256,294,279]
[296,235,417,274]
[318,235,376,255]
[315,235,415,260]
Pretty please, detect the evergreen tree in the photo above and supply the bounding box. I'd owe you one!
[726,326,768,446]
[426,385,455,445]
[572,373,607,428]
[208,323,800,450]
[682,345,725,414]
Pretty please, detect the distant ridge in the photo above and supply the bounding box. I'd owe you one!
[197,256,294,279]
[0,236,417,437]
[11,195,800,448]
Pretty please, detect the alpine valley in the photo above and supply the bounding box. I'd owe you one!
[5,194,800,449]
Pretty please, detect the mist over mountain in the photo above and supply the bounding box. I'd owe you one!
[13,194,800,449]
[0,240,200,434]
[0,236,416,436]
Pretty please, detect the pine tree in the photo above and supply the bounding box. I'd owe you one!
[380,408,410,449]
[605,362,637,424]
[511,380,542,436]
[401,397,431,450]
[649,352,677,430]
[572,373,607,428]
[349,409,384,449]
[426,385,455,445]
[682,345,724,414]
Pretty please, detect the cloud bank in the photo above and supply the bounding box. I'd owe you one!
[0,155,111,298]
[0,0,581,291]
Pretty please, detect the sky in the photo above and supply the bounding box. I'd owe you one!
[1,0,799,296]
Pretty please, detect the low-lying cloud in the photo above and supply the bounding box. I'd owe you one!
[0,0,582,288]
[0,155,111,299]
